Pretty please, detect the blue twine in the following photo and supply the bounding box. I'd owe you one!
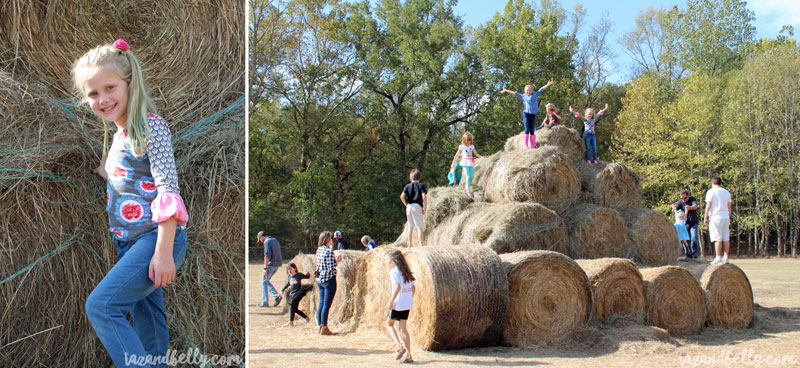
[0,232,85,286]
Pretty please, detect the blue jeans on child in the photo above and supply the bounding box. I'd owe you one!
[316,276,337,326]
[523,113,536,134]
[262,266,280,304]
[584,133,597,161]
[85,228,187,368]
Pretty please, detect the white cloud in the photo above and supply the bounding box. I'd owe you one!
[748,0,800,37]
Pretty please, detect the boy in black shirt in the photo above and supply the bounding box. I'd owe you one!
[400,169,427,247]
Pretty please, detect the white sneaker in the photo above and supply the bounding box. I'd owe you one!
[722,257,729,264]
[710,257,721,265]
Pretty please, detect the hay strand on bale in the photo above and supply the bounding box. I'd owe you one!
[504,126,585,163]
[562,203,629,260]
[500,251,591,346]
[596,163,642,211]
[676,261,754,329]
[576,258,646,325]
[477,148,580,211]
[640,266,706,335]
[355,246,508,350]
[427,202,569,254]
[622,208,681,266]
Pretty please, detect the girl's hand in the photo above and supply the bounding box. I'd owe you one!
[149,251,176,288]
[569,106,574,113]
[91,154,108,181]
[604,103,609,110]
[547,79,554,85]
[387,301,394,309]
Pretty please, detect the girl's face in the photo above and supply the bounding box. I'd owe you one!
[83,68,129,128]
[524,86,533,95]
[548,108,555,114]
[585,109,595,119]
[288,267,296,275]
[386,256,396,268]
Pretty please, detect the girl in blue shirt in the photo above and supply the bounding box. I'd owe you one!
[500,80,554,149]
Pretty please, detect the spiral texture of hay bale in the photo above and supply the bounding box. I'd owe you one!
[676,261,754,329]
[356,246,508,350]
[640,266,706,335]
[500,251,591,346]
[427,202,568,254]
[576,258,646,325]
[595,163,642,211]
[562,203,629,259]
[622,208,681,266]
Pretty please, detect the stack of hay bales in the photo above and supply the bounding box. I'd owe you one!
[0,2,244,366]
[397,125,678,266]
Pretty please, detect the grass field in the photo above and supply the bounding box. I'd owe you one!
[248,257,800,367]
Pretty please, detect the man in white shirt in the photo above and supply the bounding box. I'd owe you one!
[704,177,732,264]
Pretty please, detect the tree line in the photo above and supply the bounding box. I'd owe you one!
[250,0,799,259]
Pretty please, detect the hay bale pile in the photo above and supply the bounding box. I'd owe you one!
[640,266,707,335]
[0,2,244,366]
[403,125,679,267]
[355,246,508,350]
[500,251,591,346]
[576,258,646,325]
[677,260,754,329]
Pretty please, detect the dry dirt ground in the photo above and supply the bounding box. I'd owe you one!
[247,258,800,367]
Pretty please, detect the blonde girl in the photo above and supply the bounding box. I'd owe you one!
[534,103,561,131]
[74,39,189,366]
[570,103,609,164]
[500,80,555,149]
[385,250,416,363]
[361,235,377,251]
[450,132,482,198]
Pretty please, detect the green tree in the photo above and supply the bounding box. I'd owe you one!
[679,0,755,75]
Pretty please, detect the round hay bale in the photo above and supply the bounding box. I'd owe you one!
[575,160,606,194]
[503,127,584,162]
[356,246,508,350]
[622,209,681,266]
[596,163,642,211]
[478,149,580,210]
[328,250,366,328]
[639,266,706,335]
[500,251,591,346]
[283,253,318,318]
[472,152,501,191]
[562,203,629,259]
[427,202,568,254]
[676,261,754,329]
[576,258,646,325]
[424,186,473,230]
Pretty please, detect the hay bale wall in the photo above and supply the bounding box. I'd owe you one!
[576,258,646,325]
[327,250,366,329]
[640,266,707,335]
[427,202,569,254]
[355,246,508,350]
[562,203,629,260]
[623,209,681,266]
[676,261,754,329]
[0,2,244,366]
[500,251,591,346]
[478,148,580,208]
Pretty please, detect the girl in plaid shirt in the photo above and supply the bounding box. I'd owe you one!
[315,231,342,335]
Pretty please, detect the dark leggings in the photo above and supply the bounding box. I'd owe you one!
[523,113,536,134]
[289,299,308,322]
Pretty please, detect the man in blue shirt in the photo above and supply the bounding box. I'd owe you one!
[258,231,283,307]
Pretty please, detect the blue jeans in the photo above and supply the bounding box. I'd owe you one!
[317,276,337,326]
[262,265,280,304]
[86,228,187,368]
[688,223,699,257]
[523,113,536,134]
[584,133,597,161]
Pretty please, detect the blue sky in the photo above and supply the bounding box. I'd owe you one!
[453,0,800,84]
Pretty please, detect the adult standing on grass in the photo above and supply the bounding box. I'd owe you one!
[400,169,427,247]
[704,177,732,264]
[316,231,342,335]
[259,231,283,307]
[673,190,700,258]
